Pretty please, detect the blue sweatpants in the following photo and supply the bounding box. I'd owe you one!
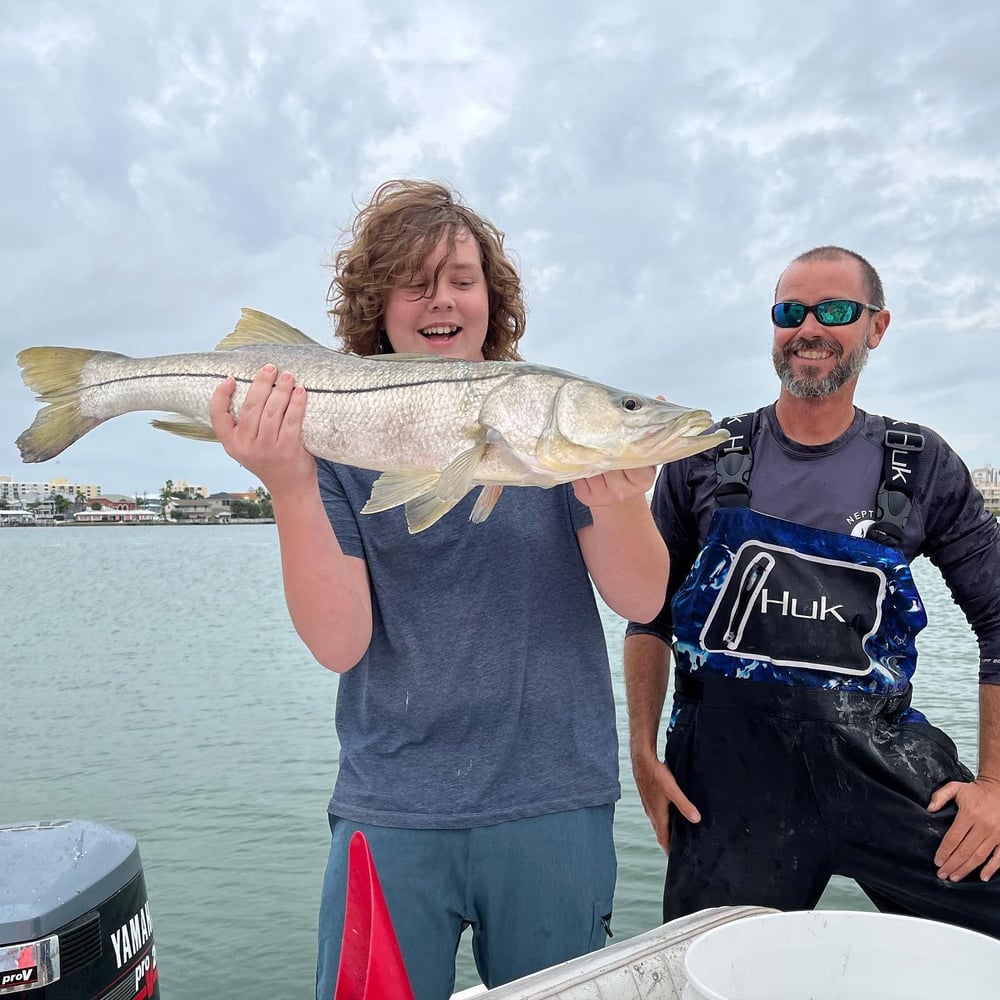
[315,805,616,1000]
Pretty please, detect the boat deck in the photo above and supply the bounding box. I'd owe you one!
[451,905,775,999]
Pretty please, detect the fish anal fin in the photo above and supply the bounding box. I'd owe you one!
[215,309,325,350]
[403,494,463,534]
[150,417,220,442]
[436,444,487,500]
[469,485,504,524]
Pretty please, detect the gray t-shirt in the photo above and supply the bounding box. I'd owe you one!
[629,405,1000,682]
[317,461,621,828]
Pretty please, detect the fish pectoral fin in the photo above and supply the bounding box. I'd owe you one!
[215,309,325,350]
[469,485,504,524]
[362,472,442,514]
[150,417,220,442]
[436,444,487,500]
[403,494,463,534]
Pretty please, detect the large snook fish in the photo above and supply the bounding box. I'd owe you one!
[16,309,728,533]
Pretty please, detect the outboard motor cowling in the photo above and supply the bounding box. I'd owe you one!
[0,820,159,998]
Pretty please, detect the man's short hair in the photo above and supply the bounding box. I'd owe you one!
[780,246,885,309]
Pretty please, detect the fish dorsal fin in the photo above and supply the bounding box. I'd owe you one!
[470,484,504,523]
[215,309,324,351]
[435,444,487,500]
[151,416,220,442]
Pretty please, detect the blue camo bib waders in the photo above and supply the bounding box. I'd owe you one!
[664,505,1000,938]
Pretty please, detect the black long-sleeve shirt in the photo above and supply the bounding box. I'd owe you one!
[628,405,1000,683]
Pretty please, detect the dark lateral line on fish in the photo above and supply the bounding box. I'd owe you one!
[81,370,507,395]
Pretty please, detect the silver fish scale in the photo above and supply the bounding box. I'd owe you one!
[76,347,530,475]
[51,341,724,491]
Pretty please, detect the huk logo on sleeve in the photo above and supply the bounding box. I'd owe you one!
[700,541,886,675]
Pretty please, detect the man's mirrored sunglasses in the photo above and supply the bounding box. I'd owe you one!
[771,299,882,329]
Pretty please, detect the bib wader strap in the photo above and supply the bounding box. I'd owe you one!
[715,411,757,508]
[714,411,925,546]
[867,418,924,548]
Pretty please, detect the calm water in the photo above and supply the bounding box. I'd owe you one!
[1,525,980,998]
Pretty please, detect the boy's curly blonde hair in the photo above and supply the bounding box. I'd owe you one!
[327,179,526,360]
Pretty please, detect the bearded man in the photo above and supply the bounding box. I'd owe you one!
[625,246,1000,937]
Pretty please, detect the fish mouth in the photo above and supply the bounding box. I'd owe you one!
[634,409,717,455]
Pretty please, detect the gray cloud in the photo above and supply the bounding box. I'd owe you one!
[3,0,999,494]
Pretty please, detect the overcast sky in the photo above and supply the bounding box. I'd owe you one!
[3,0,999,496]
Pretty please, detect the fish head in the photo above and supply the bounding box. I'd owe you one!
[535,378,729,475]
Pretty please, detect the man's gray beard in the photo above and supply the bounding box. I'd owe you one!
[772,339,870,399]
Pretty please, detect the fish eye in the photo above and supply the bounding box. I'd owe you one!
[622,397,642,412]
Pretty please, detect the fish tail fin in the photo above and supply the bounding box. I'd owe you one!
[15,346,106,462]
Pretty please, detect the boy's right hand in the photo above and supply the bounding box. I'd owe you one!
[209,366,317,491]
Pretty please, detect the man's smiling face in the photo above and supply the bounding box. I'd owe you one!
[771,256,884,399]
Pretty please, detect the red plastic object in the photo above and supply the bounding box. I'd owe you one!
[333,831,416,1000]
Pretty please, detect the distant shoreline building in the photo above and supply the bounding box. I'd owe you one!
[162,497,231,524]
[74,506,159,524]
[0,475,215,524]
[4,466,996,520]
[0,476,101,503]
[971,465,1000,513]
[171,480,209,498]
[1,477,211,502]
